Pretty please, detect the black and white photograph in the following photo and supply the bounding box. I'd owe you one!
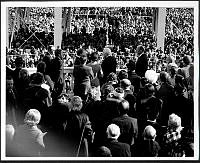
[1,1,199,161]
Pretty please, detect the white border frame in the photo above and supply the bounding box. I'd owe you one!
[1,1,199,161]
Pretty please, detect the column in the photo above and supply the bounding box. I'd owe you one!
[54,7,62,49]
[156,7,166,52]
[66,7,72,35]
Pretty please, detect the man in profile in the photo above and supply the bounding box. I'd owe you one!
[135,45,148,77]
[101,47,117,85]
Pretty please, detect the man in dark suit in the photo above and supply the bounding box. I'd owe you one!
[73,49,94,101]
[104,124,131,157]
[50,48,64,98]
[156,71,175,126]
[101,47,117,84]
[112,100,138,156]
[135,45,148,77]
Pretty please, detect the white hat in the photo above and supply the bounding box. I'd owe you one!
[145,70,158,84]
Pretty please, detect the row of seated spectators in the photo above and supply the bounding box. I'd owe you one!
[6,45,194,157]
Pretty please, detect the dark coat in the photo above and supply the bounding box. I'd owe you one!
[135,53,148,77]
[73,64,94,100]
[63,111,93,157]
[156,83,175,125]
[50,56,63,83]
[104,138,131,157]
[112,114,138,146]
[101,55,117,82]
[128,71,141,95]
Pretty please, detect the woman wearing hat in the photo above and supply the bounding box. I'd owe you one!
[160,113,186,157]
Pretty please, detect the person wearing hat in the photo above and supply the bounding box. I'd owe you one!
[160,113,186,157]
[135,45,148,77]
[73,49,94,101]
[101,47,117,84]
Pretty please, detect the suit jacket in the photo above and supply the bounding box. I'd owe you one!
[101,55,117,82]
[50,56,63,83]
[112,114,138,146]
[135,53,148,77]
[73,64,94,99]
[104,138,131,157]
[128,71,141,94]
[155,83,175,125]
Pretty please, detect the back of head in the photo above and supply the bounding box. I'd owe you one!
[70,96,83,111]
[102,84,115,98]
[95,146,112,157]
[114,87,125,99]
[159,71,169,83]
[19,69,29,79]
[103,47,112,57]
[118,70,128,80]
[30,72,44,85]
[106,72,118,84]
[168,113,183,131]
[90,52,98,62]
[37,61,46,74]
[77,48,85,56]
[106,124,120,139]
[144,83,155,97]
[24,109,41,125]
[143,125,156,140]
[145,70,158,84]
[118,100,129,115]
[136,45,145,56]
[120,79,131,89]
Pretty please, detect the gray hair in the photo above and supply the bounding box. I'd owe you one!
[24,109,41,125]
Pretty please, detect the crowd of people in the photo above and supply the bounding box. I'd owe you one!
[5,7,195,158]
[6,44,194,157]
[8,7,193,52]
